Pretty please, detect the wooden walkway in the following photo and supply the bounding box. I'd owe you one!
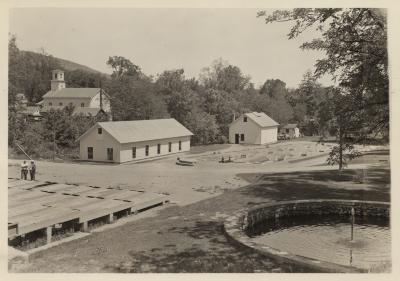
[8,179,169,241]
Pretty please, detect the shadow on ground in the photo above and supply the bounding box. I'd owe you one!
[20,160,390,273]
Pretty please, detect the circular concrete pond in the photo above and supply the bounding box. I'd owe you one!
[223,200,390,273]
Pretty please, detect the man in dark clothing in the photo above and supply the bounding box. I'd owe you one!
[29,160,36,181]
[21,160,28,180]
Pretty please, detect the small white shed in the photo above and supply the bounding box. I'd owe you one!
[78,119,193,163]
[229,112,279,145]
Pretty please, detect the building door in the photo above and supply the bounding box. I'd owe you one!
[107,148,113,161]
[87,147,93,159]
[235,134,240,144]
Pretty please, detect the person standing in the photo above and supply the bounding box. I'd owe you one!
[20,160,28,180]
[29,160,36,181]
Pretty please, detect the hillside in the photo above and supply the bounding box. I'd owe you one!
[21,50,110,77]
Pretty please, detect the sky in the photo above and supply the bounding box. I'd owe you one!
[9,8,334,88]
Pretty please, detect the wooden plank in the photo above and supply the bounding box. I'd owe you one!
[39,184,73,193]
[9,193,72,214]
[8,180,32,188]
[105,190,144,200]
[122,192,164,203]
[61,185,95,195]
[43,196,103,209]
[83,188,124,198]
[9,204,52,218]
[9,193,67,208]
[9,197,66,221]
[9,190,55,205]
[17,208,81,235]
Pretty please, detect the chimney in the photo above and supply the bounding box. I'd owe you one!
[233,113,236,122]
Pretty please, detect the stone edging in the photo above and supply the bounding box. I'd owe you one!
[222,199,390,273]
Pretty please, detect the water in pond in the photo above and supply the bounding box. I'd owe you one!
[246,214,390,271]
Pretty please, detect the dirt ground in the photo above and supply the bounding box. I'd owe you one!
[8,141,383,205]
[8,141,390,272]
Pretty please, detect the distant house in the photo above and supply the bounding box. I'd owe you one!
[21,106,43,121]
[279,124,300,139]
[78,119,193,163]
[228,112,279,145]
[39,70,111,118]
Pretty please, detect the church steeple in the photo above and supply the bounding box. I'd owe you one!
[51,69,66,91]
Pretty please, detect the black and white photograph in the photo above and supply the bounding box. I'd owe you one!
[3,0,399,276]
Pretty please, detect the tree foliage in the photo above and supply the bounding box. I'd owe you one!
[258,8,388,168]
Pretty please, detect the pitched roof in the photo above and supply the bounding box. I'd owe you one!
[281,123,298,129]
[73,107,102,116]
[245,112,279,127]
[80,119,193,143]
[42,88,100,99]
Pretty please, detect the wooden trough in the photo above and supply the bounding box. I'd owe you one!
[8,179,169,245]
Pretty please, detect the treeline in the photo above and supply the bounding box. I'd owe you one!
[9,34,333,159]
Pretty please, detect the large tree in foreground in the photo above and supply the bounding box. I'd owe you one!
[258,8,388,169]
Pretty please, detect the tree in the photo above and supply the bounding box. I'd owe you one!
[187,110,220,145]
[202,88,241,136]
[199,59,250,93]
[260,79,287,98]
[64,69,107,88]
[325,92,362,170]
[155,69,186,95]
[106,56,141,79]
[106,77,168,121]
[259,8,388,167]
[258,8,388,134]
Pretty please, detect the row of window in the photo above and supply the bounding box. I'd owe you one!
[132,141,181,158]
[87,141,183,161]
[48,102,86,107]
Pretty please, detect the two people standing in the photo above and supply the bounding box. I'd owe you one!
[20,160,36,180]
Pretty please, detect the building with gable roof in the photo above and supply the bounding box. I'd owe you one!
[78,119,193,163]
[279,123,300,139]
[39,70,111,118]
[229,112,279,144]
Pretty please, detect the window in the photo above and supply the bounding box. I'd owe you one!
[179,141,182,151]
[157,144,161,154]
[107,148,113,161]
[59,102,63,106]
[145,145,149,156]
[132,147,136,158]
[49,102,52,106]
[243,117,247,122]
[55,73,58,79]
[241,134,245,141]
[98,128,102,134]
[168,142,172,153]
[286,129,289,134]
[81,103,85,107]
[87,147,93,159]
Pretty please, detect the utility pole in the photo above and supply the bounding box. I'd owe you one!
[53,128,56,160]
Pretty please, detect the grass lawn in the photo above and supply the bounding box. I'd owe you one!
[12,149,390,273]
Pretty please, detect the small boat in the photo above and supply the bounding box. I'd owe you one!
[176,160,194,166]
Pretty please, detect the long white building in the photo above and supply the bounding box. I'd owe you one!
[78,119,193,163]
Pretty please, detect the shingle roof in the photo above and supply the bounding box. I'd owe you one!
[85,119,193,144]
[245,112,279,127]
[73,107,102,116]
[42,88,100,99]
